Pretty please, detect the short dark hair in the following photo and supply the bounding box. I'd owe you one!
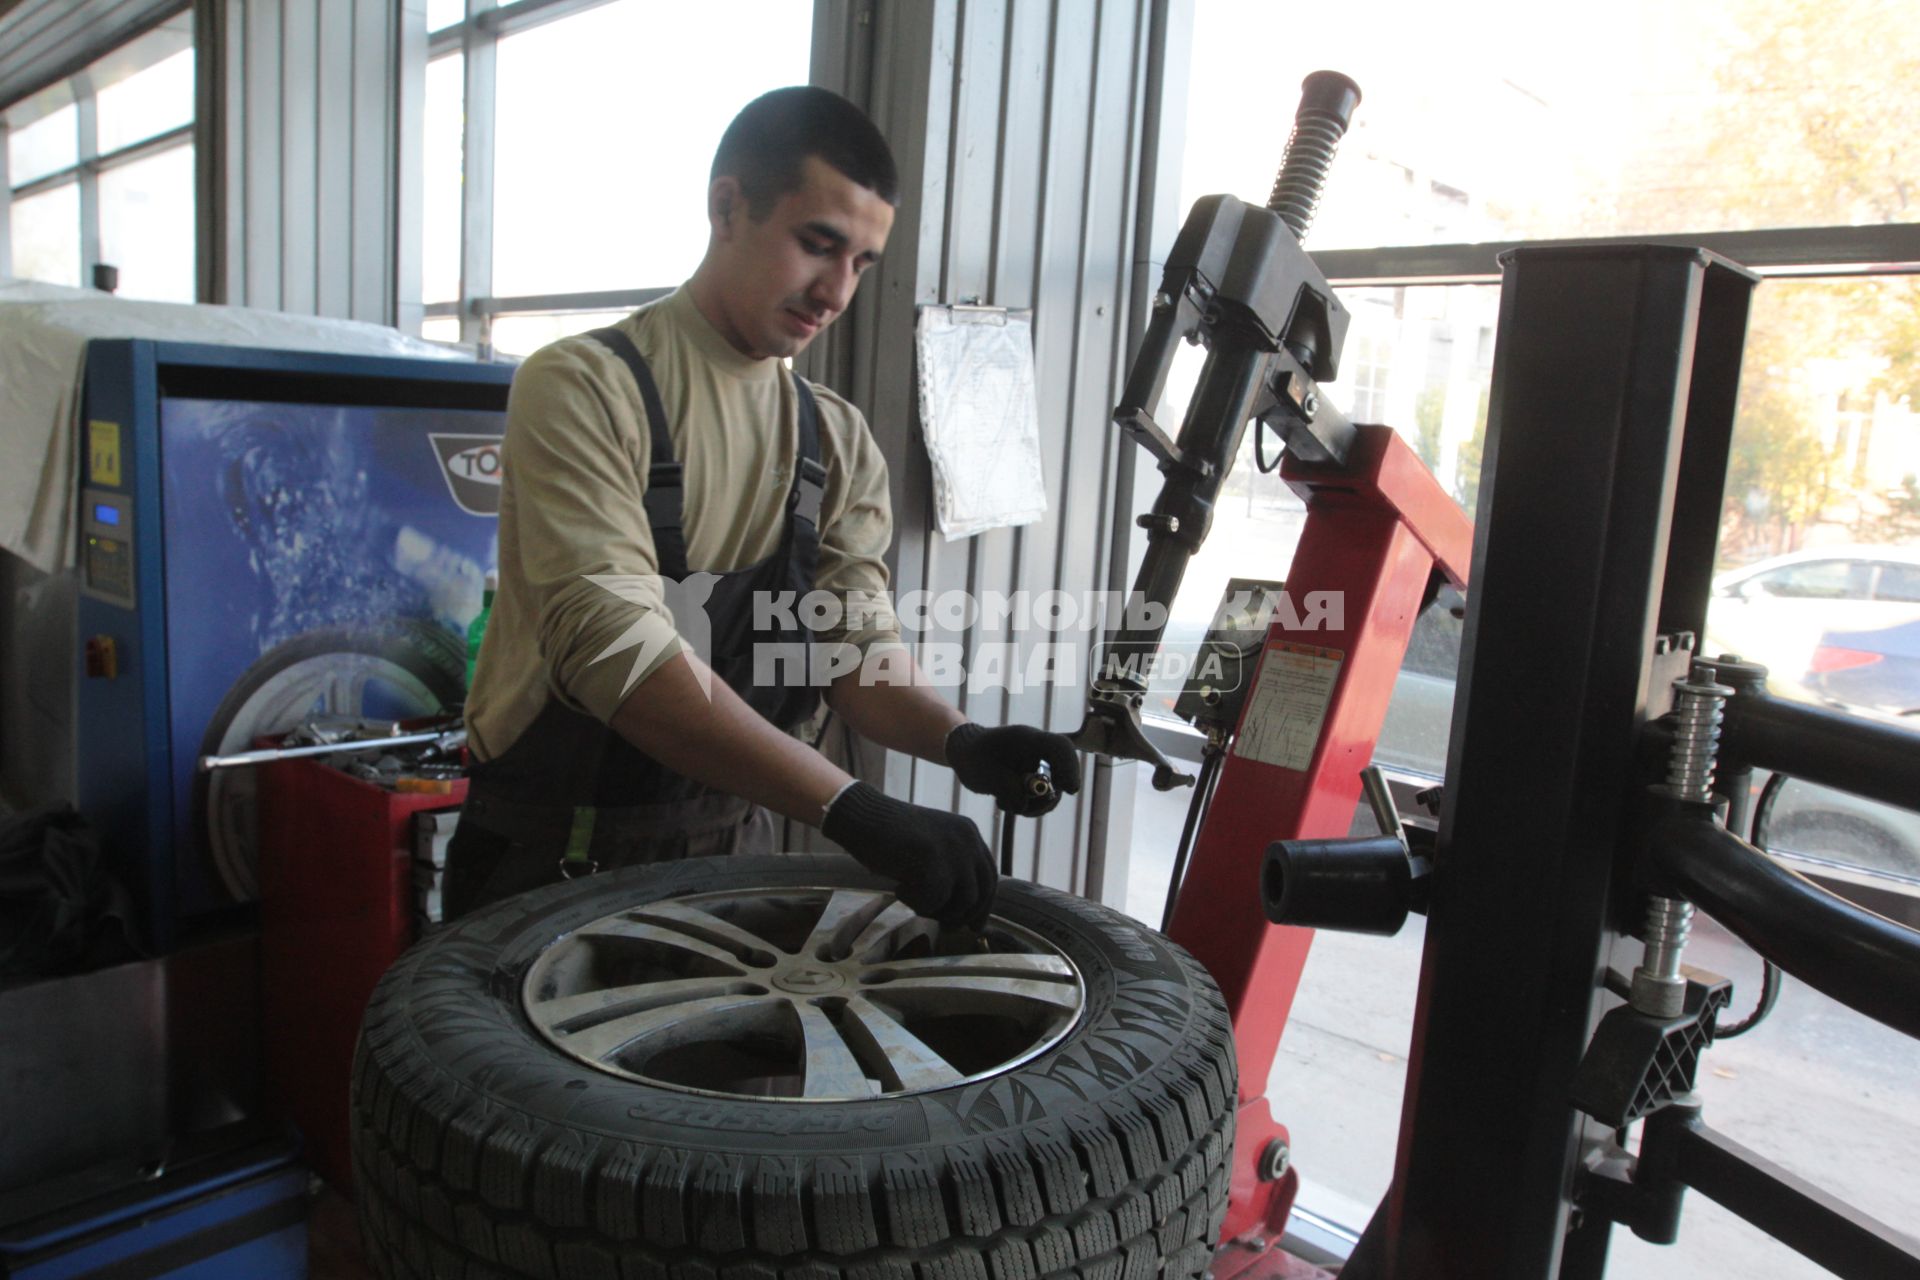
[712,86,900,217]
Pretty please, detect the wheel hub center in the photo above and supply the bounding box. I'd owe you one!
[773,965,846,994]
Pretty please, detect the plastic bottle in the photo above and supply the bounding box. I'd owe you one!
[467,572,497,693]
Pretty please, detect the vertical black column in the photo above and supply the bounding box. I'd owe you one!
[1660,261,1761,642]
[1370,246,1739,1279]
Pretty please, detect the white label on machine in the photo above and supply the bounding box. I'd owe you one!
[1233,641,1344,772]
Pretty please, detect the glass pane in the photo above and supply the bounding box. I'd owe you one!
[1709,277,1920,731]
[1134,284,1495,760]
[10,184,81,286]
[489,309,631,358]
[491,0,811,298]
[420,316,461,344]
[98,144,196,302]
[425,0,465,33]
[422,52,464,305]
[95,48,195,155]
[1875,563,1920,603]
[1125,270,1920,1258]
[1181,0,1920,249]
[8,105,78,187]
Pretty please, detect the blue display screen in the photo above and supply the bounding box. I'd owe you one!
[94,503,121,526]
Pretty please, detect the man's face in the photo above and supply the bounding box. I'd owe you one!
[705,155,894,360]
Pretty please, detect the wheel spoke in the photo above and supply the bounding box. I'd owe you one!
[794,1002,876,1098]
[559,992,775,1062]
[575,918,752,972]
[802,889,892,959]
[839,996,964,1090]
[866,975,1083,1014]
[843,899,936,962]
[859,953,1076,983]
[324,665,368,716]
[531,977,762,1031]
[627,900,781,965]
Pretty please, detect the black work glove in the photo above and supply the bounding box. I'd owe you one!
[822,782,997,930]
[945,723,1084,817]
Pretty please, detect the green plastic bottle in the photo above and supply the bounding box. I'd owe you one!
[466,572,497,693]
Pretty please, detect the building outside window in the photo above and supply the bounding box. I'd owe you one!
[2,16,195,302]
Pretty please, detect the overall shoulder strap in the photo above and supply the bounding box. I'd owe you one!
[587,327,683,534]
[788,372,826,529]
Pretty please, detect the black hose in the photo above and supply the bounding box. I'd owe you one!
[1161,748,1225,931]
[1001,807,1016,878]
[1750,770,1790,847]
[1254,416,1284,473]
[1716,772,1790,1038]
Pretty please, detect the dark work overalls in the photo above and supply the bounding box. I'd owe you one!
[442,328,826,918]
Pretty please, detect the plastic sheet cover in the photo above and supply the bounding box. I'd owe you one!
[913,305,1048,539]
[0,278,478,574]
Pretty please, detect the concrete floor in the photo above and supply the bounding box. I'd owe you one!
[1124,780,1920,1277]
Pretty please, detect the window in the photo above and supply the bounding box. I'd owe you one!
[490,309,630,358]
[1876,563,1920,603]
[3,17,195,302]
[413,0,811,354]
[1758,560,1869,599]
[98,144,196,303]
[95,47,194,155]
[421,51,464,307]
[9,184,81,286]
[1342,323,1394,424]
[7,105,77,186]
[1132,2,1920,1271]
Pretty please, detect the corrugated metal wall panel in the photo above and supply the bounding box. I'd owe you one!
[0,0,186,112]
[278,0,319,313]
[350,0,397,320]
[314,0,353,317]
[809,0,1167,899]
[198,0,399,321]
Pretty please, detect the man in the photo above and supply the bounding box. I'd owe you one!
[450,86,1080,926]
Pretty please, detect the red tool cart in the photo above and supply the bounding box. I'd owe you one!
[256,752,466,1191]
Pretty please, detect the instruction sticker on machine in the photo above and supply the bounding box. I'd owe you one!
[1233,642,1344,772]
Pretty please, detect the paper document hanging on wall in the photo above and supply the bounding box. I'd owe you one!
[914,305,1048,539]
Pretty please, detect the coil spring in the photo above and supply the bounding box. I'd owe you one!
[1666,679,1732,802]
[1267,111,1347,241]
[1642,896,1695,961]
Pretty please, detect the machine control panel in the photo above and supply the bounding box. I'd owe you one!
[80,488,136,608]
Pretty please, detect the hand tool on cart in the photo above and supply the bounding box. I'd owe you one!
[198,721,466,772]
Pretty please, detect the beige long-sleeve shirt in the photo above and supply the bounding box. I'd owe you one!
[466,287,901,762]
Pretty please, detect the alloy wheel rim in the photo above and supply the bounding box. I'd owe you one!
[522,886,1085,1101]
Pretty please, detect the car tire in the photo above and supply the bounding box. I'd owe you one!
[194,621,467,901]
[351,854,1236,1280]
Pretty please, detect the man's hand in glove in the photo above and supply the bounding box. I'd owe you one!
[945,723,1084,817]
[821,782,997,929]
